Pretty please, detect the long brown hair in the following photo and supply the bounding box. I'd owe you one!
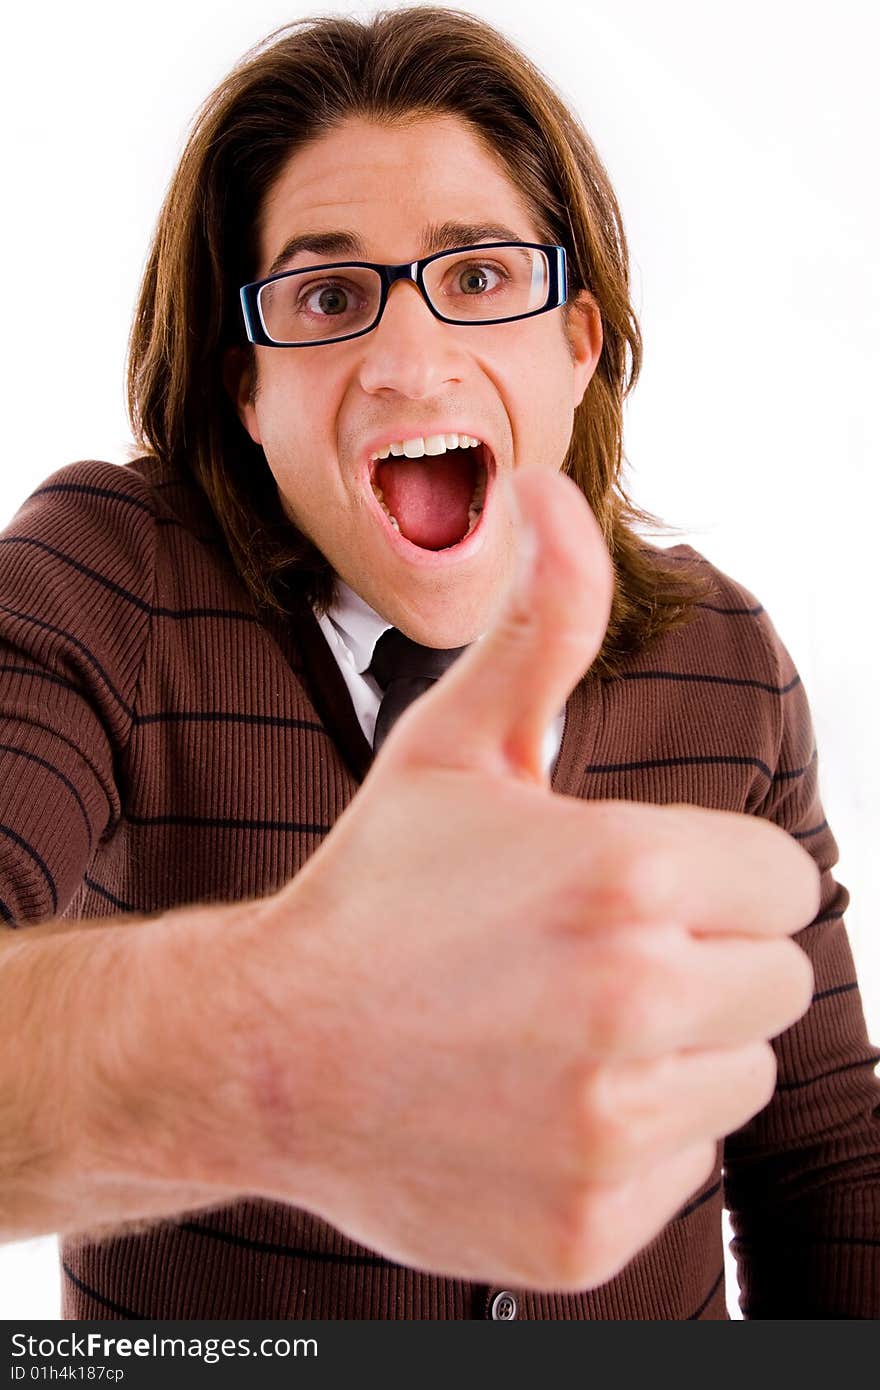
[127,6,715,677]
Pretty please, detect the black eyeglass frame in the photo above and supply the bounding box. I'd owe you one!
[239,241,568,347]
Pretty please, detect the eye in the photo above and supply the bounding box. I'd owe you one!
[455,263,506,295]
[300,281,354,317]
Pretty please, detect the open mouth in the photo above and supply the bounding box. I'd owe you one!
[367,437,492,552]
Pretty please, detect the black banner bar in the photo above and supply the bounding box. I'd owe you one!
[2,1319,873,1387]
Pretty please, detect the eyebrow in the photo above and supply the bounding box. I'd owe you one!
[265,221,528,278]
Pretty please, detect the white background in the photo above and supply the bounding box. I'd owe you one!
[1,0,877,1321]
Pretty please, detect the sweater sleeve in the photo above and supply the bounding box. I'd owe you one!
[722,603,880,1318]
[0,461,156,927]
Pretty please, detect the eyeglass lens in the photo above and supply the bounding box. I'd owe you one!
[257,246,551,343]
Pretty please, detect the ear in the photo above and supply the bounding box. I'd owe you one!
[222,346,262,445]
[564,290,604,408]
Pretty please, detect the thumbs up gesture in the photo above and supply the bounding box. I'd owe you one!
[260,467,819,1292]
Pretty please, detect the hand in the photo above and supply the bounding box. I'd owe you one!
[251,467,819,1291]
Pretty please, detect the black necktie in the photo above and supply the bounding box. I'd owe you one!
[368,627,467,755]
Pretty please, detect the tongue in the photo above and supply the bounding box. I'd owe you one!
[376,449,478,550]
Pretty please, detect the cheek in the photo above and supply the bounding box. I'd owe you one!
[253,369,350,525]
[503,339,576,468]
[255,363,334,448]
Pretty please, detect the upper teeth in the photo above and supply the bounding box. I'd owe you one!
[370,433,482,460]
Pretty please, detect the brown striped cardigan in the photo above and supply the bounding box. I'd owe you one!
[1,456,878,1319]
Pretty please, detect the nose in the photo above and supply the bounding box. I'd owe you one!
[356,279,465,398]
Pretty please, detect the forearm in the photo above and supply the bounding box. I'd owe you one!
[0,893,297,1242]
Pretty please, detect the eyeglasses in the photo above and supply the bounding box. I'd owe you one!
[239,242,567,347]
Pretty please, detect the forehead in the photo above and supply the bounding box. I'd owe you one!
[255,114,543,276]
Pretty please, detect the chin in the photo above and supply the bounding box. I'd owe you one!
[391,595,497,650]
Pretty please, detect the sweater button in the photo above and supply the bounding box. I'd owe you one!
[490,1290,518,1320]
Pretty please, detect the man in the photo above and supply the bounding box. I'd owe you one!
[0,8,877,1320]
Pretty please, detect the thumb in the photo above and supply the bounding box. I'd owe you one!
[376,466,614,784]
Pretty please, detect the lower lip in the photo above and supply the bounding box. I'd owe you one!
[362,449,495,568]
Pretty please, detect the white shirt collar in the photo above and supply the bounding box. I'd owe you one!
[322,577,394,675]
[320,576,491,672]
[315,577,563,772]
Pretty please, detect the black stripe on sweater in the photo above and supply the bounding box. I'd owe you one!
[0,662,97,700]
[686,1267,725,1320]
[811,982,858,1003]
[801,909,844,931]
[774,749,818,782]
[124,812,333,834]
[0,698,116,816]
[696,603,764,616]
[0,741,94,843]
[175,1219,397,1268]
[775,1053,880,1092]
[614,669,801,696]
[0,542,262,625]
[63,1222,729,1319]
[0,604,283,727]
[10,720,113,823]
[792,820,828,840]
[82,875,137,912]
[0,600,134,719]
[0,822,57,914]
[676,1180,722,1221]
[132,710,318,730]
[61,1262,145,1319]
[0,668,313,724]
[0,537,154,614]
[586,754,775,781]
[178,1175,723,1269]
[30,482,156,517]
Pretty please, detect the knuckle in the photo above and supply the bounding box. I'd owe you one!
[592,844,670,920]
[588,963,664,1054]
[494,600,538,651]
[791,940,816,1010]
[571,923,670,1056]
[627,845,676,917]
[805,856,822,916]
[546,1186,608,1290]
[792,843,823,924]
[581,969,621,1052]
[576,1065,630,1176]
[617,845,672,922]
[759,1040,779,1099]
[777,938,816,1025]
[553,1181,648,1290]
[617,969,666,1044]
[743,1039,778,1111]
[755,819,822,931]
[576,1065,610,1141]
[670,1140,722,1216]
[687,1139,721,1195]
